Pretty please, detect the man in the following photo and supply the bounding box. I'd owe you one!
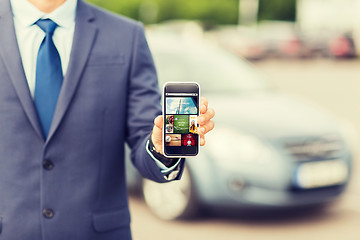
[0,0,215,239]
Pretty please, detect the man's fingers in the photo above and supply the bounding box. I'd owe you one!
[152,116,164,153]
[199,97,213,147]
[198,107,215,125]
[200,135,206,146]
[199,120,215,135]
[200,97,208,114]
[153,115,163,129]
[200,97,208,108]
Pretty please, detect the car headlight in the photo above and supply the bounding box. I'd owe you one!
[205,127,276,169]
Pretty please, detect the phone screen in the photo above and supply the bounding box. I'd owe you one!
[163,83,200,157]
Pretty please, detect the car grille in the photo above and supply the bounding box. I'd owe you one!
[283,135,344,161]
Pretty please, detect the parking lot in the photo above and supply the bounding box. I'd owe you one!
[129,59,360,240]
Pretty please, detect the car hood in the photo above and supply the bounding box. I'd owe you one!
[208,91,341,140]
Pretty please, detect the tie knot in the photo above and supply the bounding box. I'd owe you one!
[36,19,58,35]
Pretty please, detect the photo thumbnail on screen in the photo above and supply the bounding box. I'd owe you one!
[165,115,174,133]
[181,134,198,146]
[165,134,181,146]
[189,115,198,134]
[166,97,198,115]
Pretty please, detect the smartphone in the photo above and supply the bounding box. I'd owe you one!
[163,82,200,158]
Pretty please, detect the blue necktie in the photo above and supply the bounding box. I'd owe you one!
[34,19,63,138]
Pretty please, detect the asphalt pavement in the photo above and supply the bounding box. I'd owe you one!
[129,59,360,240]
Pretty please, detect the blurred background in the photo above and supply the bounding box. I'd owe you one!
[87,0,360,239]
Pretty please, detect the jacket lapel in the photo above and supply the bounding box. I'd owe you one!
[46,0,98,143]
[0,0,44,140]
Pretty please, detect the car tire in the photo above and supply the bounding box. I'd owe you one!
[142,166,198,220]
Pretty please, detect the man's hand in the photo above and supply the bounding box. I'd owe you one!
[151,97,215,154]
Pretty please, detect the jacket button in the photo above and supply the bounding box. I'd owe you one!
[43,208,54,219]
[43,160,54,170]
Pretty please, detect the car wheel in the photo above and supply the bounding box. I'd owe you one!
[142,166,198,220]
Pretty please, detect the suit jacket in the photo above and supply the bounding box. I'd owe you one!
[0,0,184,239]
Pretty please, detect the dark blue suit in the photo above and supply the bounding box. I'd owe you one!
[0,0,184,239]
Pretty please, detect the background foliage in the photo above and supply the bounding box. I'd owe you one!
[86,0,296,25]
[258,0,296,22]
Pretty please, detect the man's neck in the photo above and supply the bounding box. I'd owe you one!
[27,0,66,13]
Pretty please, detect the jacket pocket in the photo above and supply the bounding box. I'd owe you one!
[87,54,125,67]
[92,208,130,233]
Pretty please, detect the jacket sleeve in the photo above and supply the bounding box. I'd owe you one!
[125,23,185,183]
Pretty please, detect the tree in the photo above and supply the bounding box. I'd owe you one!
[258,0,296,22]
[86,0,238,25]
[86,0,296,25]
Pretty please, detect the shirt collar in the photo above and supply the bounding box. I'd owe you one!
[10,0,77,29]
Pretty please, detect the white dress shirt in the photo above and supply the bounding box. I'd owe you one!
[10,0,77,98]
[10,0,181,179]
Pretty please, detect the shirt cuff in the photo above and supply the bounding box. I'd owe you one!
[146,140,182,180]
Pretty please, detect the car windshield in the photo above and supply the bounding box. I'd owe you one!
[150,40,270,94]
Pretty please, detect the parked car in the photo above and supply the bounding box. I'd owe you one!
[303,31,357,59]
[208,26,267,61]
[126,32,353,220]
[328,33,357,58]
[208,22,310,60]
[297,0,360,57]
[257,21,310,58]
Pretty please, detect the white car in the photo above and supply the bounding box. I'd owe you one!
[126,32,353,220]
